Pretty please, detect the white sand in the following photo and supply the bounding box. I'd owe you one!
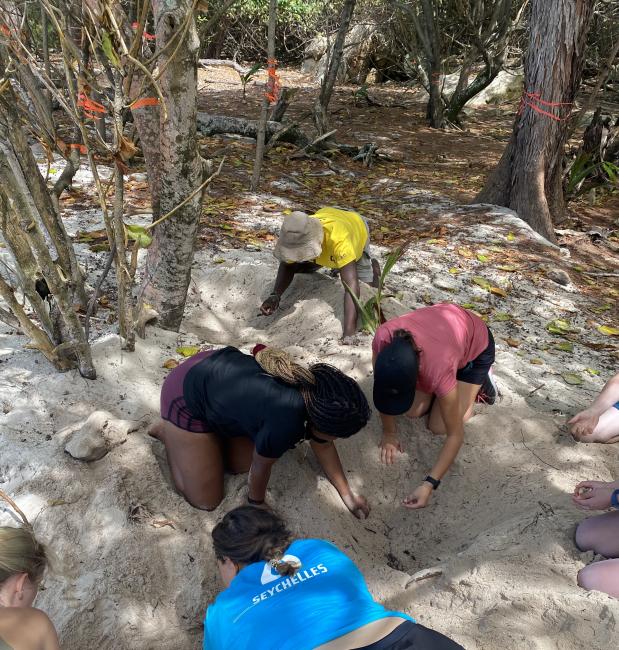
[1,202,618,649]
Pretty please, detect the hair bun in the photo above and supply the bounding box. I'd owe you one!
[271,556,301,577]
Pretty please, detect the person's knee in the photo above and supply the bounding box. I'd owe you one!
[574,520,596,552]
[186,492,223,511]
[577,564,604,592]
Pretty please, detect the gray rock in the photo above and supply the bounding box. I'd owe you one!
[64,411,111,462]
[546,269,571,286]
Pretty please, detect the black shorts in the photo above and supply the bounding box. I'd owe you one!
[356,621,464,650]
[455,327,495,386]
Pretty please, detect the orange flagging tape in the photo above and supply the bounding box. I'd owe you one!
[78,92,106,120]
[266,58,281,106]
[69,144,87,154]
[130,97,159,110]
[518,91,573,122]
[131,22,156,41]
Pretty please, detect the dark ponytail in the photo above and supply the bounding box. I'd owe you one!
[212,506,298,575]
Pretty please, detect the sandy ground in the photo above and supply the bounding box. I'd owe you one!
[1,186,618,649]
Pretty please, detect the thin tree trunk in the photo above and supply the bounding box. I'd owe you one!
[476,0,595,241]
[137,0,204,330]
[313,0,357,135]
[251,0,277,191]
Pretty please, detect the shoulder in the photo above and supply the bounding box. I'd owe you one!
[0,608,59,649]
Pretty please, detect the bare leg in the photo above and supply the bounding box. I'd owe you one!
[428,381,481,435]
[578,559,619,598]
[148,419,224,510]
[575,510,619,557]
[224,436,255,474]
[405,390,434,419]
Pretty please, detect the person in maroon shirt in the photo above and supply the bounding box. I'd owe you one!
[372,304,497,509]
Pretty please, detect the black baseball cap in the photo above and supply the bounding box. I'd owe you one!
[373,337,419,415]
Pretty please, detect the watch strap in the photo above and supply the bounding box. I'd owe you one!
[611,489,619,510]
[424,475,441,490]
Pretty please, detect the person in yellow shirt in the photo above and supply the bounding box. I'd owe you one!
[260,208,380,341]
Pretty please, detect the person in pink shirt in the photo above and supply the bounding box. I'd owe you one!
[372,304,497,509]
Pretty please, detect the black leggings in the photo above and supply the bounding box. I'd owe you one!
[355,621,464,650]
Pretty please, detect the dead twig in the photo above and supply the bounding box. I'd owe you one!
[520,428,561,472]
[84,242,117,341]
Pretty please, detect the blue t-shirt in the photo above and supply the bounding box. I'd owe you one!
[203,539,413,650]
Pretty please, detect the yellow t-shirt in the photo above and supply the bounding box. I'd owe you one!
[313,207,368,269]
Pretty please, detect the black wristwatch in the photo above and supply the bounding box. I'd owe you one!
[424,475,441,490]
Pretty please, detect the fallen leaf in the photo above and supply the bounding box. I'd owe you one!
[506,232,516,242]
[48,499,67,506]
[496,265,518,272]
[555,342,574,352]
[460,303,477,309]
[477,253,489,263]
[472,276,492,290]
[457,247,473,258]
[176,346,200,357]
[530,358,544,365]
[562,372,583,385]
[489,286,508,297]
[598,325,619,336]
[590,304,612,314]
[546,319,577,335]
[213,258,225,264]
[162,359,179,369]
[504,337,520,347]
[585,367,600,376]
[493,312,511,322]
[151,519,176,529]
[448,267,460,274]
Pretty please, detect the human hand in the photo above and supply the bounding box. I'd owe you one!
[402,483,433,510]
[342,492,370,519]
[380,435,402,465]
[260,293,280,316]
[572,480,615,510]
[568,409,600,439]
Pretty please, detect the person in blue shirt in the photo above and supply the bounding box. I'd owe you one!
[149,346,372,518]
[204,506,463,650]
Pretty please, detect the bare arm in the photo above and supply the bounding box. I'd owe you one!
[310,439,370,518]
[585,373,619,414]
[403,388,463,510]
[260,262,297,315]
[247,451,277,502]
[340,261,359,338]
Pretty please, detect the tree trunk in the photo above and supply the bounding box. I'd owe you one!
[250,0,277,191]
[313,0,357,135]
[136,0,204,330]
[476,0,595,241]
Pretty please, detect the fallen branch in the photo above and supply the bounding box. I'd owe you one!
[199,59,250,75]
[84,242,117,341]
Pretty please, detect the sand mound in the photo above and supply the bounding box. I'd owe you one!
[1,219,618,649]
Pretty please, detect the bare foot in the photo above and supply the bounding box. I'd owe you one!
[147,420,166,441]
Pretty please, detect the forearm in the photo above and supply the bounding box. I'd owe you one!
[428,430,464,480]
[272,263,296,298]
[247,462,273,502]
[340,262,360,337]
[590,374,619,414]
[380,412,398,438]
[311,441,352,497]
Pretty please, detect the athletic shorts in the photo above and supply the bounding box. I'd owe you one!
[455,327,495,386]
[614,402,619,410]
[355,621,463,650]
[160,349,214,433]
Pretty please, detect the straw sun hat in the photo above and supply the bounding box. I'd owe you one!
[273,211,324,263]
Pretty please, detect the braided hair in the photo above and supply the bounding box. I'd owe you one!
[254,348,370,438]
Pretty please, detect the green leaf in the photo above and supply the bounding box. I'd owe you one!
[176,346,200,357]
[585,367,600,376]
[562,372,583,385]
[493,312,511,322]
[546,319,577,335]
[472,276,492,290]
[476,253,489,263]
[343,281,378,333]
[101,30,121,68]
[506,232,516,242]
[555,342,574,352]
[598,325,619,336]
[125,224,153,248]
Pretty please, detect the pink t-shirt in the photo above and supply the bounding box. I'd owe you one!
[372,304,489,398]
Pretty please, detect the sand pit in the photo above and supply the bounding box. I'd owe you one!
[1,212,618,649]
